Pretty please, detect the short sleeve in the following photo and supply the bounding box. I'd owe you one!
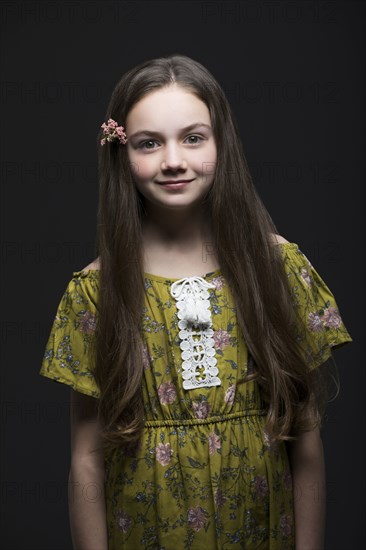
[279,243,353,370]
[39,270,101,398]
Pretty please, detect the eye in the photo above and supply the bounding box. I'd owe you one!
[185,135,204,145]
[138,139,158,150]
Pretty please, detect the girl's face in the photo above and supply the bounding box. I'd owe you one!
[126,85,217,212]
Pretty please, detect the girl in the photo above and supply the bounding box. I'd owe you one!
[40,54,352,550]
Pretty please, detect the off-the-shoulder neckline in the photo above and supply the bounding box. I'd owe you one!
[72,242,299,283]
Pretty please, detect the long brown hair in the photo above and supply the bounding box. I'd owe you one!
[93,54,330,455]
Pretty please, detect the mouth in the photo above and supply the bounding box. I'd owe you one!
[156,179,195,185]
[156,178,195,190]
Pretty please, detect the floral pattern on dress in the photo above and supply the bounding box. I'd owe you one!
[282,245,352,369]
[40,271,100,398]
[39,243,352,549]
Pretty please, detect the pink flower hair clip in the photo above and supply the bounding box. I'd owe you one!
[100,118,128,146]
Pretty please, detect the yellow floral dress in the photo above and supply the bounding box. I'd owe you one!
[39,243,352,549]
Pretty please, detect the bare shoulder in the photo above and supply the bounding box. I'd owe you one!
[268,233,290,245]
[81,256,101,272]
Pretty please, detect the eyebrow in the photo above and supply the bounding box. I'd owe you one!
[129,122,212,140]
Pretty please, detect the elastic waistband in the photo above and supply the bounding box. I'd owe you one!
[144,409,268,428]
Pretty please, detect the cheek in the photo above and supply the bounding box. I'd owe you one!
[207,142,217,164]
[129,154,156,182]
[196,144,217,176]
[198,142,217,164]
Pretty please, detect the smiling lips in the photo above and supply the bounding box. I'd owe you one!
[157,179,195,184]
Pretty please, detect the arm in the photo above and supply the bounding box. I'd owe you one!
[68,389,108,550]
[285,426,326,550]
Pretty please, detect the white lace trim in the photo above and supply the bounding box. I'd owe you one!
[170,276,220,390]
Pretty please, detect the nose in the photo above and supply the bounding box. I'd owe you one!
[161,142,187,171]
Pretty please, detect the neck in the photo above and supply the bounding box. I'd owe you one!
[141,202,213,248]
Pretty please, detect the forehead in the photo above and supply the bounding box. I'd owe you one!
[126,85,211,131]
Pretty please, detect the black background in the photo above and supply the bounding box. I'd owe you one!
[1,1,364,548]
